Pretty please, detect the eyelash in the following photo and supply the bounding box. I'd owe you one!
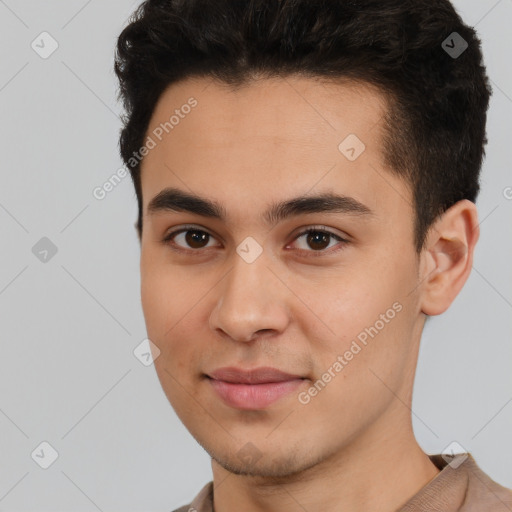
[161,224,349,257]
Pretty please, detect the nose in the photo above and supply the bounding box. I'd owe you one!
[209,250,290,343]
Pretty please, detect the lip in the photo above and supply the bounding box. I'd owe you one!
[206,367,306,410]
[207,366,304,384]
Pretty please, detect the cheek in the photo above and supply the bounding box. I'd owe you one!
[298,274,394,340]
[299,256,417,373]
[140,258,195,337]
[142,276,202,408]
[140,271,169,341]
[140,262,209,375]
[297,303,414,434]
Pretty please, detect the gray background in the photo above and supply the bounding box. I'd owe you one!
[0,1,510,510]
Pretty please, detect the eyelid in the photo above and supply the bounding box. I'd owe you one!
[290,224,348,242]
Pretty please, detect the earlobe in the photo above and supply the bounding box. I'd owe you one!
[420,200,480,316]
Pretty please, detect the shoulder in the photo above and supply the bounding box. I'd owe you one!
[399,454,511,511]
[463,455,512,511]
[171,481,214,512]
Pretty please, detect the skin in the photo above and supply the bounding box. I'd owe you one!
[138,75,479,512]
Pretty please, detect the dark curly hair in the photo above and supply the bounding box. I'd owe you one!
[114,0,491,251]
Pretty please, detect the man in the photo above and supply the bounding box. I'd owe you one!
[114,0,512,510]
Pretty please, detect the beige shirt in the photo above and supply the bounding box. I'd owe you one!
[173,453,512,512]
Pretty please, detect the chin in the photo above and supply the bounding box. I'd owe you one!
[207,441,325,480]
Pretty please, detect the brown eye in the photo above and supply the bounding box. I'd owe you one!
[291,227,348,256]
[184,229,210,249]
[162,226,218,251]
[305,231,331,250]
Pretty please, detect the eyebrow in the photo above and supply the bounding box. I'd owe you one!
[146,187,374,226]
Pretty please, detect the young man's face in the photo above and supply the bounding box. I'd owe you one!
[139,76,427,477]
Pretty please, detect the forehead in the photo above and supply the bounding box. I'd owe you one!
[143,75,388,158]
[139,75,412,227]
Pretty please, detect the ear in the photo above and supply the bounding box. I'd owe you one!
[419,200,479,316]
